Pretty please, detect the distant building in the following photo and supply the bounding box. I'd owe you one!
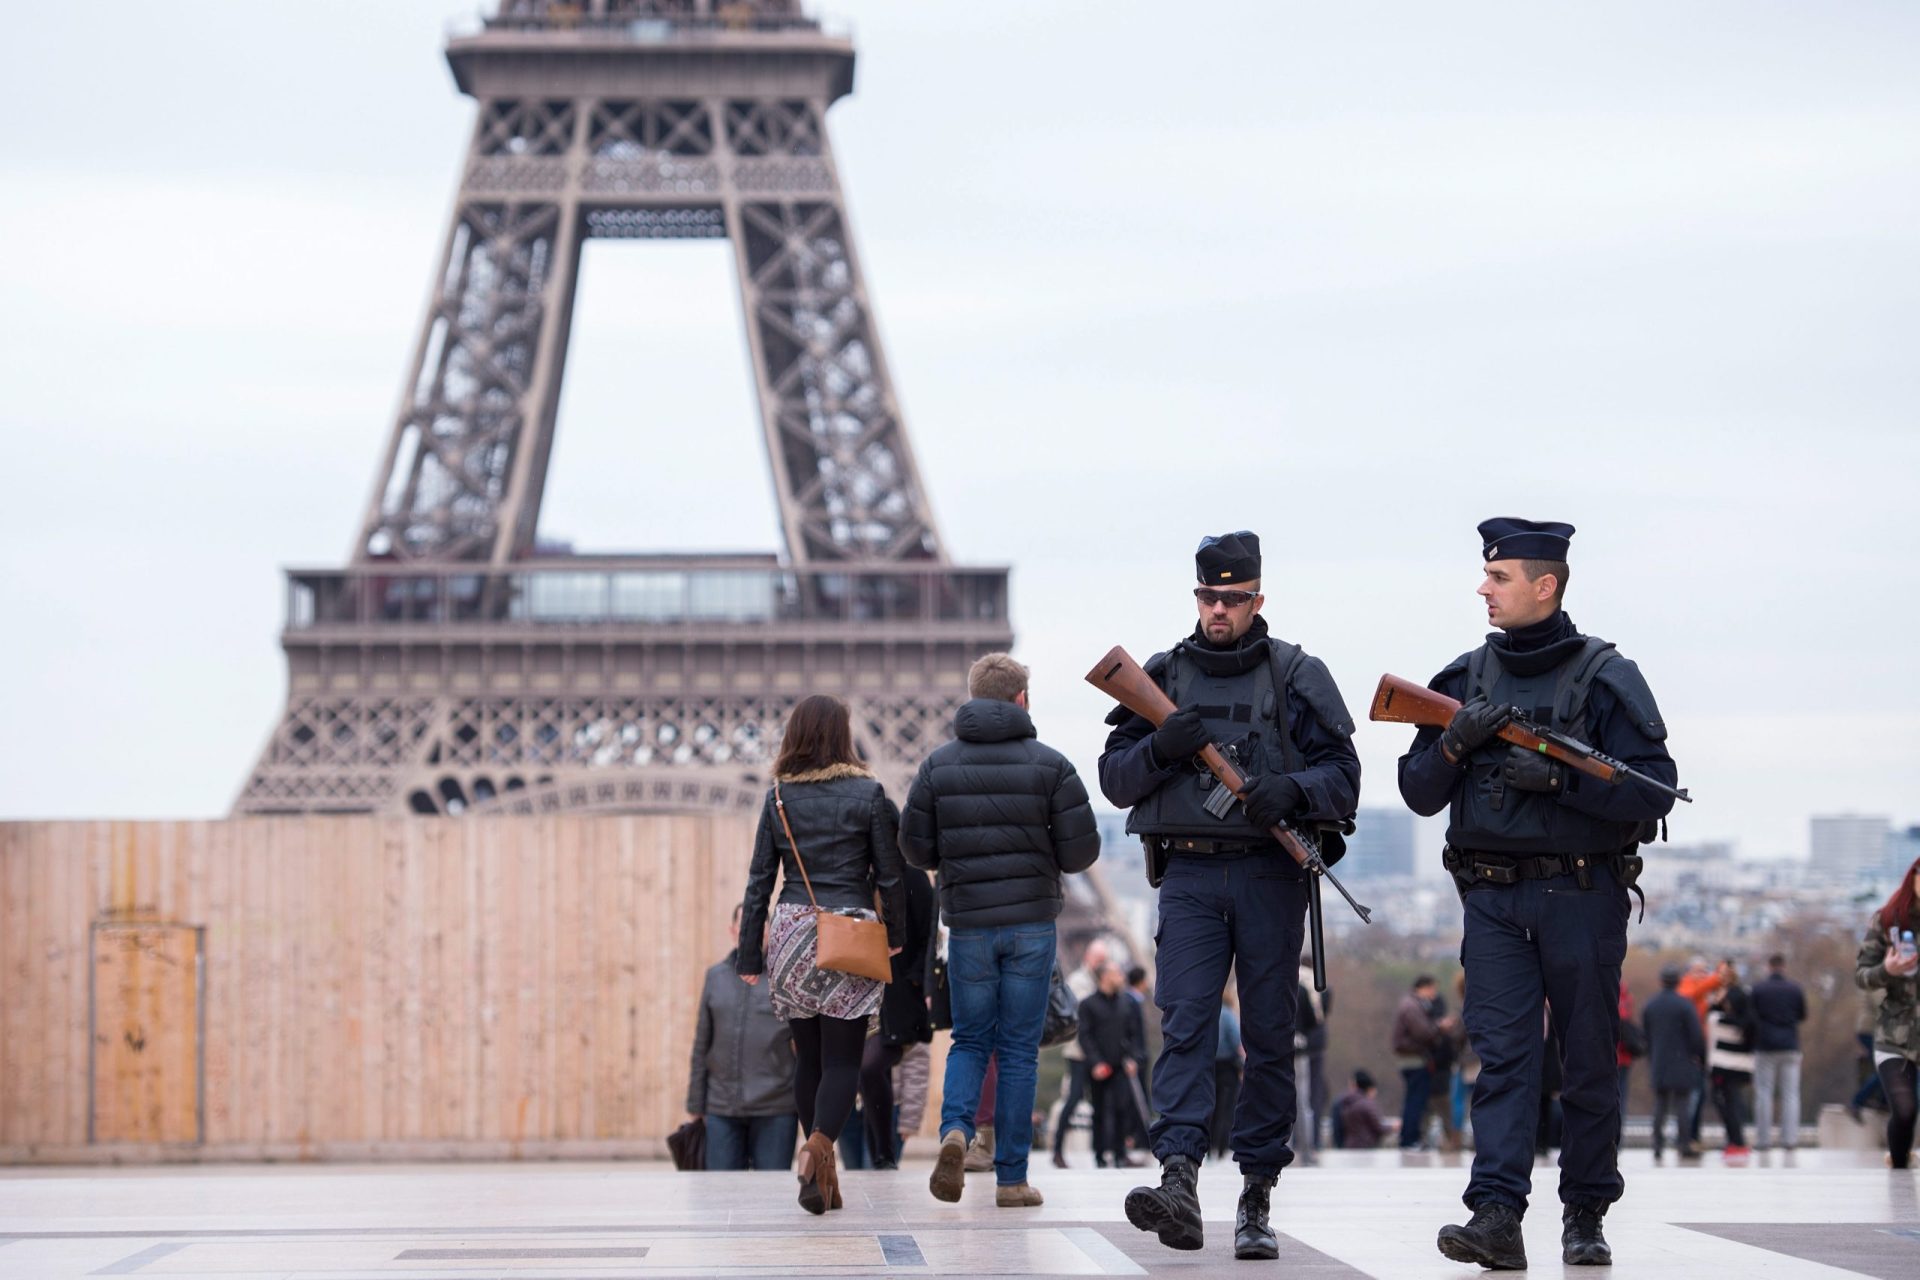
[1345,807,1416,880]
[1810,814,1892,885]
[1884,825,1920,883]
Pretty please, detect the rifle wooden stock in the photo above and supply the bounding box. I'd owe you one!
[1085,645,1374,932]
[1369,672,1689,801]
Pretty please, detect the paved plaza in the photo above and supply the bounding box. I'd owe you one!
[2,1150,1916,1278]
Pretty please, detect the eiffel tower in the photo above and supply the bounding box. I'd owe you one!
[234,0,1012,818]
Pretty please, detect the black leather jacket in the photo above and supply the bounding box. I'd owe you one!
[737,764,908,976]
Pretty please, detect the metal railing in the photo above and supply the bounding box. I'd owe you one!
[464,3,850,41]
[285,560,1009,631]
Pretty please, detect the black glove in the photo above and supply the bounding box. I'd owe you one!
[1501,745,1564,793]
[1440,695,1512,763]
[1150,704,1210,766]
[1242,771,1305,829]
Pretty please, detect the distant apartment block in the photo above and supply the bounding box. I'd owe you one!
[1884,824,1920,882]
[1346,807,1417,879]
[1810,814,1892,885]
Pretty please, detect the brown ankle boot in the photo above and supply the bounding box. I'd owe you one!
[797,1131,835,1216]
[819,1137,843,1210]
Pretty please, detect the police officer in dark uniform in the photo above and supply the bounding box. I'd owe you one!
[1099,532,1361,1261]
[1398,518,1679,1270]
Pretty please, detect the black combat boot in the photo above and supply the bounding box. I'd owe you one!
[1233,1174,1279,1260]
[1125,1154,1204,1251]
[1562,1203,1612,1265]
[1436,1201,1528,1271]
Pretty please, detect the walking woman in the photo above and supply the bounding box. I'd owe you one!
[1856,854,1920,1169]
[737,695,908,1213]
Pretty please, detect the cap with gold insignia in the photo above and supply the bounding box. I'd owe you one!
[1196,530,1261,585]
[1478,517,1575,562]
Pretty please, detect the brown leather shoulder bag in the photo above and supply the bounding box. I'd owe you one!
[773,779,893,983]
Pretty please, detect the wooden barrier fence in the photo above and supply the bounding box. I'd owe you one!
[0,817,773,1163]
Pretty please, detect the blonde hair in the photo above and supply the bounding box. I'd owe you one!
[967,652,1029,702]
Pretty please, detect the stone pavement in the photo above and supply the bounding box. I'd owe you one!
[1,1149,1915,1278]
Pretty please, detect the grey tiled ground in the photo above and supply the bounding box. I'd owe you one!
[0,1150,1913,1277]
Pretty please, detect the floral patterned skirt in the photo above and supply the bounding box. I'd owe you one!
[767,900,886,1022]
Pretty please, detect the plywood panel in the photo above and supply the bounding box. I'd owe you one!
[3,814,760,1162]
[91,924,200,1144]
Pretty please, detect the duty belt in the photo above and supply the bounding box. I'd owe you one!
[1443,846,1590,885]
[1443,845,1647,919]
[1156,836,1276,856]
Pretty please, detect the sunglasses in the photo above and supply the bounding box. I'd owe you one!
[1193,587,1258,608]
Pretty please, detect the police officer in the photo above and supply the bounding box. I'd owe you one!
[1099,531,1360,1261]
[1397,518,1679,1270]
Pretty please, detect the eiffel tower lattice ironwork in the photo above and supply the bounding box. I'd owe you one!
[234,0,1012,817]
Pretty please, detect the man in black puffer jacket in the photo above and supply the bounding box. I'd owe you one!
[903,652,1100,1208]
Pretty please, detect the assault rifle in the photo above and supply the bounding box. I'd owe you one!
[1086,645,1373,993]
[1368,674,1691,804]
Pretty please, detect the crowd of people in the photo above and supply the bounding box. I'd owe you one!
[679,521,1917,1272]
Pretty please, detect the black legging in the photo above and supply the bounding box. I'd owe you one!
[1711,1070,1747,1148]
[1878,1057,1918,1169]
[860,1039,905,1165]
[791,1015,868,1142]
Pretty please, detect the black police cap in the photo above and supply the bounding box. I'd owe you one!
[1478,517,1575,563]
[1196,530,1261,585]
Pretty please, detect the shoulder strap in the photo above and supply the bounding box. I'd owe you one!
[771,780,821,911]
[1467,642,1500,701]
[1262,640,1305,773]
[1553,637,1618,732]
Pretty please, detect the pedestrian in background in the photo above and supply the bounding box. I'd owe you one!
[1211,981,1242,1159]
[1641,964,1704,1160]
[687,903,799,1170]
[1748,953,1806,1152]
[1676,955,1722,1148]
[1391,976,1452,1149]
[737,695,910,1215]
[1080,964,1145,1168]
[1332,1070,1386,1149]
[1052,939,1109,1169]
[1125,965,1157,1155]
[1855,854,1920,1169]
[1706,959,1754,1159]
[858,862,936,1170]
[903,651,1101,1208]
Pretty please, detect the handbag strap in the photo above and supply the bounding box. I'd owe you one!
[772,779,822,912]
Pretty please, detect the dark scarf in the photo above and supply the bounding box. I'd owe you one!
[1182,613,1271,677]
[1488,610,1586,677]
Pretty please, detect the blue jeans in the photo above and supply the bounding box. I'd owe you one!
[1400,1066,1433,1147]
[704,1113,798,1171]
[940,921,1056,1185]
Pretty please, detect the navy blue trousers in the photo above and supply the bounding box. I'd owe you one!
[1148,853,1306,1177]
[1460,863,1629,1215]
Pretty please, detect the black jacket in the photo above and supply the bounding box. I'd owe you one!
[878,864,937,1047]
[900,699,1101,929]
[1749,973,1807,1052]
[737,764,907,976]
[687,948,797,1117]
[1641,988,1706,1094]
[1078,988,1144,1070]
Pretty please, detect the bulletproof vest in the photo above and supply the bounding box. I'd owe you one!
[1126,639,1325,841]
[1446,635,1652,855]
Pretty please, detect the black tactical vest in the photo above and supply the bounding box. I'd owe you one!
[1445,635,1654,855]
[1125,638,1351,841]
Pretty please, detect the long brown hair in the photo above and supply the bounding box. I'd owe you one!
[1877,854,1920,933]
[773,694,861,777]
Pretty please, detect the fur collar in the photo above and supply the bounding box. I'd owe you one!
[775,762,875,784]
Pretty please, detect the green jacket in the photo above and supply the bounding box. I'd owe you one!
[1855,918,1920,1060]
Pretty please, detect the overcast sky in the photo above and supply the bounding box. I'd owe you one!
[2,1,1916,864]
